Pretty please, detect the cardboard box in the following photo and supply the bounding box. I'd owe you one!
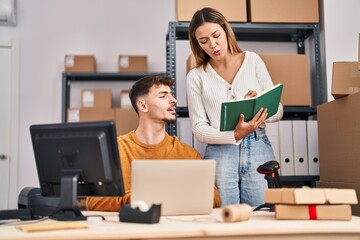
[358,33,360,70]
[64,55,96,72]
[275,204,352,220]
[67,108,115,123]
[317,92,360,183]
[188,54,311,106]
[249,0,319,23]
[120,89,132,108]
[81,90,112,108]
[318,181,360,216]
[118,55,148,72]
[186,53,196,73]
[265,188,358,205]
[331,62,360,99]
[260,54,311,106]
[115,108,139,136]
[175,0,247,22]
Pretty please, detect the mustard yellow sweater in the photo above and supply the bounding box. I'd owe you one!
[86,131,221,211]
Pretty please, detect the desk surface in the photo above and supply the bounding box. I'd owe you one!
[1,209,360,240]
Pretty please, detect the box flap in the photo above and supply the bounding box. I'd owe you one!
[265,188,358,205]
[293,188,326,204]
[324,189,358,204]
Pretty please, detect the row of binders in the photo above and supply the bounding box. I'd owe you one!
[177,118,319,177]
[266,120,319,176]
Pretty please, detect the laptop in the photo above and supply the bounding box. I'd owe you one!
[131,160,216,216]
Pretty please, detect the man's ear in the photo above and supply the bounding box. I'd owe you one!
[137,100,148,113]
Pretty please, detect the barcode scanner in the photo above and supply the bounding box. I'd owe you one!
[257,160,281,189]
[253,160,281,212]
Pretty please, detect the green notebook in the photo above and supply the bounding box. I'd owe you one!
[220,83,283,131]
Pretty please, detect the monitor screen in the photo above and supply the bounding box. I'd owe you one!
[30,121,125,220]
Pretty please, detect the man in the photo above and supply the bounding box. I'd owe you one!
[86,75,221,211]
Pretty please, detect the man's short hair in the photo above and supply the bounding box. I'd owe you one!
[129,75,174,115]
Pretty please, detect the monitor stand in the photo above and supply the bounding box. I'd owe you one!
[50,170,86,221]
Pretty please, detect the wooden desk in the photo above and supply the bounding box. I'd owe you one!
[1,209,360,240]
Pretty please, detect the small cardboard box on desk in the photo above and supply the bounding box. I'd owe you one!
[265,188,358,220]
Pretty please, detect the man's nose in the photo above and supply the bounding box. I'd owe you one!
[170,95,177,103]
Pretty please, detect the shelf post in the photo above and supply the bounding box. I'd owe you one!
[166,22,178,136]
[61,73,70,123]
[312,24,327,106]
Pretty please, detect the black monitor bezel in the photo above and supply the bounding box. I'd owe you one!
[30,121,125,220]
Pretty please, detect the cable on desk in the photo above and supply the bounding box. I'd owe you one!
[165,216,222,223]
[0,216,49,226]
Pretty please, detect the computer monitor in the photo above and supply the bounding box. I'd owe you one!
[30,121,125,221]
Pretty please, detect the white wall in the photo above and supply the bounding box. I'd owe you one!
[0,0,175,207]
[322,0,360,101]
[0,0,359,207]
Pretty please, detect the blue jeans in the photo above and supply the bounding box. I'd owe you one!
[204,128,275,207]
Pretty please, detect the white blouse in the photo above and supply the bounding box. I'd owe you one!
[186,51,283,145]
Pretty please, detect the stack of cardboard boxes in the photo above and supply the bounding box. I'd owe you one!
[265,188,358,220]
[67,89,139,137]
[317,34,360,216]
[63,54,146,137]
[67,89,114,123]
[176,0,319,23]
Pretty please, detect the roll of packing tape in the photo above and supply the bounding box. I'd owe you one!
[222,204,252,223]
[131,200,149,212]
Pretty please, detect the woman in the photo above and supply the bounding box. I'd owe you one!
[186,7,283,207]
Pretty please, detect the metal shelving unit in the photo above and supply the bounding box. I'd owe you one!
[61,72,164,123]
[166,21,326,135]
[281,175,320,188]
[176,106,317,120]
[166,21,325,184]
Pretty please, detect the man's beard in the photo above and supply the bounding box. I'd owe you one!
[162,117,176,124]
